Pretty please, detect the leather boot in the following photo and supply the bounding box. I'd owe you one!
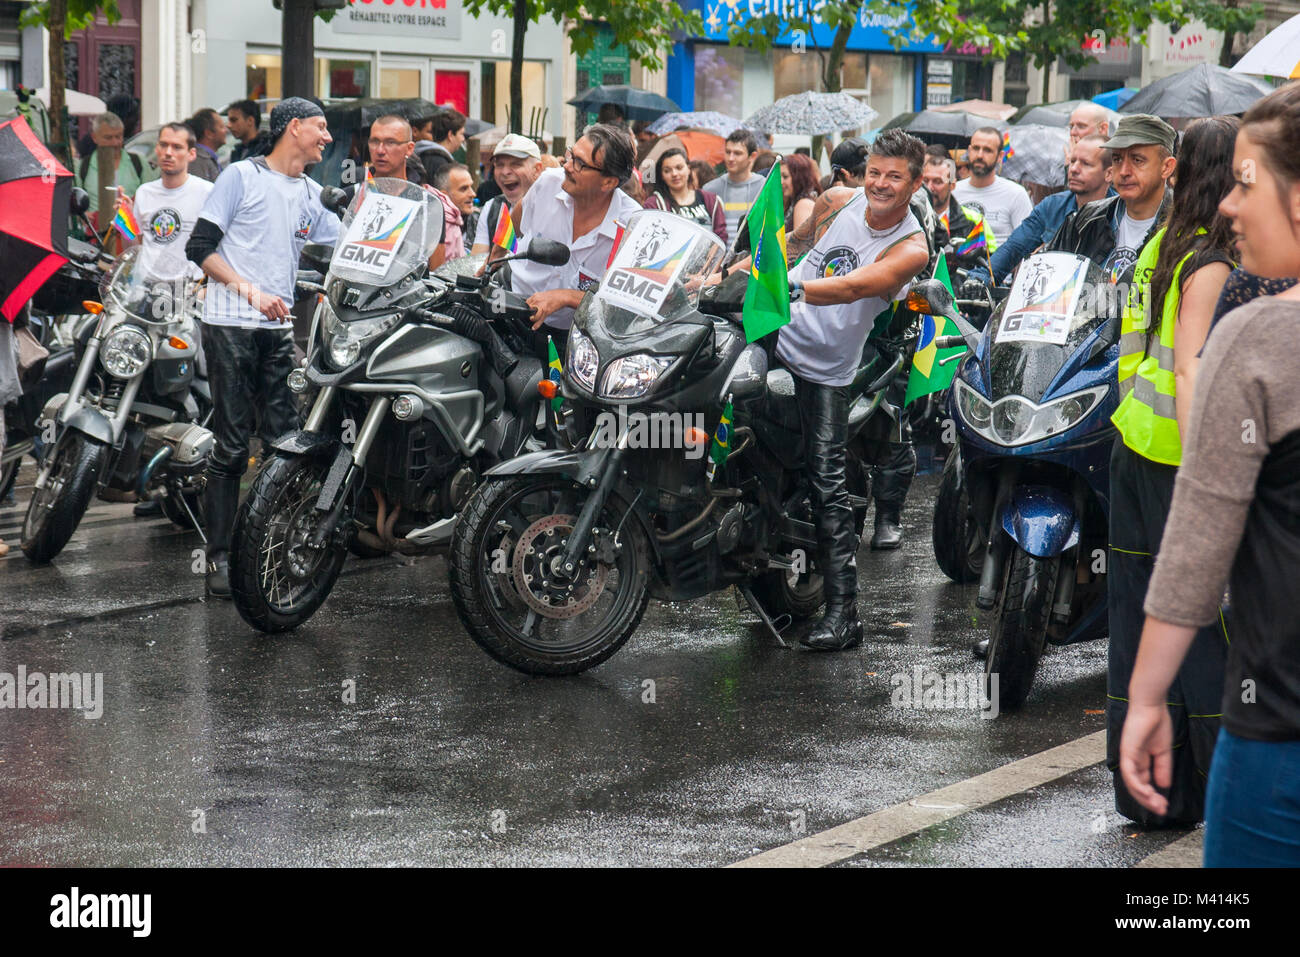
[203,474,240,598]
[801,602,863,651]
[871,505,904,549]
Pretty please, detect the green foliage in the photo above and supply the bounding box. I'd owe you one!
[20,0,120,36]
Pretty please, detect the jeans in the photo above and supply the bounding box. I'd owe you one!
[1204,728,1300,867]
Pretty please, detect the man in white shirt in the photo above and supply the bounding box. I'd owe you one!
[952,127,1033,248]
[184,97,340,597]
[704,129,764,243]
[507,124,641,351]
[470,134,542,255]
[117,122,213,284]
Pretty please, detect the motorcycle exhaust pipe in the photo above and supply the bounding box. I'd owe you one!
[137,445,173,497]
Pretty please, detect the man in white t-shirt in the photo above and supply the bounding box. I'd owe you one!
[952,127,1033,248]
[470,134,541,255]
[184,97,340,597]
[117,122,213,284]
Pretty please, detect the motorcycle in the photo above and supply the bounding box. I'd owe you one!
[922,251,1120,710]
[228,176,569,632]
[21,246,213,563]
[448,209,905,676]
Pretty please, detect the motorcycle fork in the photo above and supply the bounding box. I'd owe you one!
[556,427,631,578]
[307,394,389,549]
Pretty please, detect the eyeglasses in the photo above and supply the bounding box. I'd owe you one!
[368,138,410,150]
[564,148,608,176]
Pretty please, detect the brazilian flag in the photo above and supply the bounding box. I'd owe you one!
[904,253,967,405]
[546,336,564,412]
[742,158,791,343]
[708,400,733,481]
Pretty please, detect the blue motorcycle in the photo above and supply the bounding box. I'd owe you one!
[917,252,1120,710]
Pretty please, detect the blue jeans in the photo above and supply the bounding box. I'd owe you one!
[1204,728,1300,867]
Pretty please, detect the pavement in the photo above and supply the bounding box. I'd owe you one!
[0,465,1204,867]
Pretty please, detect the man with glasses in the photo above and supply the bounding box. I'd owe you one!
[503,124,641,354]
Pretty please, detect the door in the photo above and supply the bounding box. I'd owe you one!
[432,64,474,116]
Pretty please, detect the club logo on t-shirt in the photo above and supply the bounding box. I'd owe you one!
[149,208,183,244]
[818,245,861,278]
[577,271,599,292]
[296,211,313,240]
[1108,246,1139,284]
[964,200,986,218]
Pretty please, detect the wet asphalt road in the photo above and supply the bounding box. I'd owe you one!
[0,462,1199,867]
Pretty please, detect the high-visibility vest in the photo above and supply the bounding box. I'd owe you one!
[1111,226,1203,466]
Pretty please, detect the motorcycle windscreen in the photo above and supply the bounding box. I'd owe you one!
[985,252,1112,404]
[329,177,440,287]
[100,245,191,325]
[581,210,726,338]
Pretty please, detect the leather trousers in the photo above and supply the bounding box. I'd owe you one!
[203,323,301,481]
[869,369,916,512]
[793,373,858,605]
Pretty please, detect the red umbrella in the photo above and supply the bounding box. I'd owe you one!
[0,116,72,321]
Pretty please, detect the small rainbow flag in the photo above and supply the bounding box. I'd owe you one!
[1000,130,1015,163]
[492,205,517,253]
[955,218,987,258]
[111,204,140,242]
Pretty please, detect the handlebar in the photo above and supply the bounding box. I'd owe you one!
[934,335,966,351]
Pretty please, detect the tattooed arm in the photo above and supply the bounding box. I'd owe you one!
[784,186,858,264]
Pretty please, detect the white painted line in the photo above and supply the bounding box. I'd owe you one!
[731,730,1107,868]
[1135,829,1204,869]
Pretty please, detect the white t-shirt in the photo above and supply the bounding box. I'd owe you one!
[952,176,1033,247]
[776,191,924,386]
[132,175,213,282]
[1105,210,1157,283]
[196,158,339,329]
[510,167,642,329]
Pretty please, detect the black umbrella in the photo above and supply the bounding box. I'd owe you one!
[568,85,679,123]
[0,116,72,321]
[1121,64,1274,118]
[323,97,444,130]
[881,110,1006,147]
[1009,99,1119,128]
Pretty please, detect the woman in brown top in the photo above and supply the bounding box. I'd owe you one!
[1120,81,1300,866]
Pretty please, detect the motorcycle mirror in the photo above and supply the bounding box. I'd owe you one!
[320,186,349,216]
[70,187,90,216]
[299,243,333,274]
[906,279,954,317]
[524,239,570,267]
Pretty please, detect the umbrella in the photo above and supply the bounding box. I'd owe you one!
[568,85,679,123]
[1121,64,1273,118]
[881,110,1003,144]
[471,125,554,152]
[1000,124,1069,188]
[323,97,443,129]
[1230,13,1300,79]
[35,87,106,117]
[745,91,878,135]
[1009,99,1119,128]
[639,130,727,183]
[932,99,1016,121]
[0,116,72,321]
[647,110,747,137]
[462,118,493,137]
[1092,87,1137,111]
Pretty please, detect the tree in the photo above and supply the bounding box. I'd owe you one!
[461,0,705,134]
[19,0,121,157]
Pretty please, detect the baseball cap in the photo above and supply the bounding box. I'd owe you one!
[1102,114,1176,154]
[493,133,542,161]
[269,96,325,141]
[830,137,870,175]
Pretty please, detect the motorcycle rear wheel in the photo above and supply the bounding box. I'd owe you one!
[984,547,1057,711]
[229,454,349,633]
[21,433,108,564]
[450,476,649,676]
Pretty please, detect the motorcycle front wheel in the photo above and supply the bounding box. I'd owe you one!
[984,547,1057,711]
[449,476,650,676]
[229,454,349,633]
[21,432,108,563]
[933,452,982,584]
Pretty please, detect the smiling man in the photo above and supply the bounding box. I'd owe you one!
[184,97,341,598]
[471,134,542,254]
[505,123,641,351]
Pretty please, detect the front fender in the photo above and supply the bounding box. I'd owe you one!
[62,406,114,446]
[485,447,608,486]
[270,430,341,458]
[998,484,1079,558]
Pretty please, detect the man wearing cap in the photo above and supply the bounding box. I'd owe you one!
[185,97,341,598]
[471,134,542,255]
[504,123,641,354]
[1047,114,1175,285]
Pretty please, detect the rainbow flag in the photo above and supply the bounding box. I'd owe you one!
[111,204,140,242]
[1000,130,1015,162]
[492,205,517,253]
[955,218,987,258]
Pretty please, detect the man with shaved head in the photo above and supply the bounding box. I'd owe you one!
[1068,102,1110,146]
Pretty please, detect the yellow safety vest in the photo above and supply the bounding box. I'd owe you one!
[1111,226,1203,466]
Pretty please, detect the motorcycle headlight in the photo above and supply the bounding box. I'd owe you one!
[566,325,599,393]
[322,304,400,371]
[100,325,152,378]
[957,380,1108,447]
[601,354,673,400]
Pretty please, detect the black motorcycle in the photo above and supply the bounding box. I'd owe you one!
[448,210,904,675]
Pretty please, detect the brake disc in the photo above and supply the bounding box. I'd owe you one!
[510,513,609,619]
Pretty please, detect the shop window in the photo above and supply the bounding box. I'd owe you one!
[487,61,546,133]
[695,44,744,118]
[316,58,370,99]
[247,53,281,101]
[773,49,822,100]
[381,68,422,100]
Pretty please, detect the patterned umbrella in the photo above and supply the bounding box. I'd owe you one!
[0,116,72,321]
[1000,124,1069,188]
[744,92,878,135]
[647,111,748,137]
[1122,64,1274,118]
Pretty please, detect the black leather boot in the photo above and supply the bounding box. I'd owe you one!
[203,474,240,599]
[871,505,904,549]
[801,602,863,651]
